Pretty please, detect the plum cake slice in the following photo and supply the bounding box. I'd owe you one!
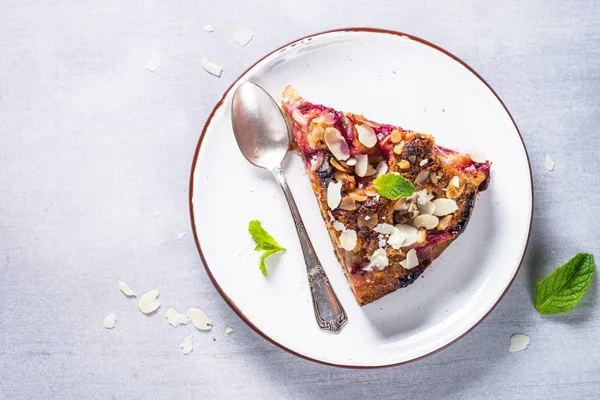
[280,86,491,306]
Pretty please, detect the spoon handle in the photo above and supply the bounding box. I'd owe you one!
[271,167,348,333]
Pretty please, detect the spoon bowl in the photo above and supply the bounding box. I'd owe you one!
[232,82,290,169]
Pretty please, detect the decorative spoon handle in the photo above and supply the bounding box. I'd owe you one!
[271,167,348,333]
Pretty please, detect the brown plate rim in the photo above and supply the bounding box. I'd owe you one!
[188,27,534,369]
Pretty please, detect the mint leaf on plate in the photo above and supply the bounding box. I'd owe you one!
[248,220,286,276]
[534,253,594,314]
[372,173,415,200]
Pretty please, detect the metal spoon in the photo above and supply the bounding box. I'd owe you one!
[231,82,348,333]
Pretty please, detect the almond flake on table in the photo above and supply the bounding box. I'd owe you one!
[138,289,161,315]
[187,308,212,331]
[165,307,189,328]
[118,280,136,297]
[201,56,223,77]
[103,313,117,329]
[545,153,555,171]
[180,335,193,355]
[145,52,162,72]
[233,29,253,46]
[509,333,530,352]
[203,23,215,32]
[225,326,234,334]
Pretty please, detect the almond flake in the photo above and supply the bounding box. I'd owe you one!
[203,23,215,32]
[419,159,428,167]
[291,109,307,126]
[187,308,212,331]
[118,280,136,297]
[233,29,253,47]
[180,335,194,355]
[103,313,117,329]
[339,229,357,251]
[451,176,460,188]
[400,249,418,269]
[414,169,429,185]
[356,124,377,148]
[413,214,439,230]
[138,289,160,314]
[201,56,223,77]
[432,198,458,216]
[225,326,234,334]
[145,52,162,72]
[327,181,342,210]
[333,221,345,231]
[354,154,368,177]
[375,161,388,177]
[346,157,357,166]
[419,201,436,215]
[509,333,530,353]
[395,224,418,247]
[324,127,350,160]
[166,307,187,328]
[374,223,395,235]
[545,153,555,171]
[365,248,389,270]
[365,164,377,176]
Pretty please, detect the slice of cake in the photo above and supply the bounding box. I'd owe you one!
[281,86,491,305]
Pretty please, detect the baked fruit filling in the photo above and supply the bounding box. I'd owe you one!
[280,86,491,306]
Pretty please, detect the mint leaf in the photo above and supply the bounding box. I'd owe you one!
[259,249,278,276]
[372,173,415,200]
[248,220,286,276]
[249,220,286,251]
[534,253,594,314]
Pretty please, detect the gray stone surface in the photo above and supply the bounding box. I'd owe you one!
[1,0,599,399]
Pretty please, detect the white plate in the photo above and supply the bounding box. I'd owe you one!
[190,29,532,368]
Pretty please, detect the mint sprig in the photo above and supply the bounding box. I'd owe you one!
[372,173,415,200]
[535,253,594,314]
[248,220,286,276]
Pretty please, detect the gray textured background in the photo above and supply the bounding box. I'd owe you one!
[1,1,599,399]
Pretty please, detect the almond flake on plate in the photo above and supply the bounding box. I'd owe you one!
[233,29,253,47]
[180,335,194,355]
[201,56,223,77]
[545,153,555,171]
[145,52,162,72]
[203,23,215,32]
[138,289,161,315]
[225,326,234,334]
[356,124,377,148]
[187,308,212,331]
[509,333,530,353]
[118,280,136,297]
[103,313,117,329]
[327,181,342,210]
